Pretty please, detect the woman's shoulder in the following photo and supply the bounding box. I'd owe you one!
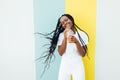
[77,30,88,39]
[59,32,64,36]
[77,30,89,45]
[77,30,87,35]
[58,32,64,39]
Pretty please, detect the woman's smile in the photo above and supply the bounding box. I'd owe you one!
[60,16,73,29]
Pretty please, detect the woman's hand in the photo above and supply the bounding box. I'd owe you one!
[63,28,70,38]
[63,23,71,38]
[67,35,78,43]
[67,35,86,57]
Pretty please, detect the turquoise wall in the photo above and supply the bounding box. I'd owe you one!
[33,0,65,80]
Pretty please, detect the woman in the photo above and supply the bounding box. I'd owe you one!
[57,14,88,80]
[37,14,89,80]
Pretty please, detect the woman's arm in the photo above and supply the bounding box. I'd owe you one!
[75,40,86,57]
[58,37,67,56]
[69,36,86,57]
[58,28,69,56]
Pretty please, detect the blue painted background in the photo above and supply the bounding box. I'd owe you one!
[33,0,65,80]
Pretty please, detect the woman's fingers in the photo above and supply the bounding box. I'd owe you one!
[67,36,74,43]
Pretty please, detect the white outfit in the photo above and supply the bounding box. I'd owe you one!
[57,30,88,80]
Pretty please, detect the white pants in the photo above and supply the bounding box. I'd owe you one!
[58,43,85,80]
[58,55,85,80]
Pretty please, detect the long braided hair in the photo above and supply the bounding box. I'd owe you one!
[35,14,89,77]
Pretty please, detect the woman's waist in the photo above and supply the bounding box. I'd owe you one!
[64,51,80,56]
[61,55,83,65]
[62,53,82,60]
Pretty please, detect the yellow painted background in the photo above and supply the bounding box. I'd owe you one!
[65,0,96,80]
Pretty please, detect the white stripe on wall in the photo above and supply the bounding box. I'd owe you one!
[96,0,120,80]
[0,0,36,80]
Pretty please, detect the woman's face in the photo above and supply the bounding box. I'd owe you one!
[60,16,73,29]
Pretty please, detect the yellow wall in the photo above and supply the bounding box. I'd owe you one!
[65,0,96,80]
